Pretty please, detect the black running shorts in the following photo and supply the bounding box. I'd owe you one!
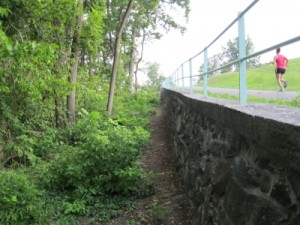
[275,68,286,75]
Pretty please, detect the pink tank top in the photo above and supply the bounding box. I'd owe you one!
[275,54,287,68]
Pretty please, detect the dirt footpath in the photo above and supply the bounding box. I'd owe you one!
[108,107,192,224]
[141,107,192,224]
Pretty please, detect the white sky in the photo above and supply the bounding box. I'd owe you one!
[142,0,300,80]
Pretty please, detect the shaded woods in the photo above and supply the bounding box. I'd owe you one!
[0,0,189,224]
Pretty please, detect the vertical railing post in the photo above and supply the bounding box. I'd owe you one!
[173,72,176,90]
[238,12,247,105]
[189,58,193,94]
[176,69,179,90]
[173,72,175,90]
[181,64,184,92]
[171,73,174,89]
[203,48,208,97]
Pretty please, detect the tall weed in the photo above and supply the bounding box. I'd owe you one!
[0,170,47,225]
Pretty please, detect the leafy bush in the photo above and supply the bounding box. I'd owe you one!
[37,110,152,197]
[113,87,160,128]
[0,101,58,167]
[0,170,46,225]
[32,126,60,159]
[1,86,160,223]
[0,103,36,167]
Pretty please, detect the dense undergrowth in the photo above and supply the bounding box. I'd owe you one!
[0,87,159,225]
[0,1,189,224]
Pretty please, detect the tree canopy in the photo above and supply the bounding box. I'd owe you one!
[199,36,261,78]
[145,62,165,88]
[0,0,190,122]
[221,36,261,71]
[0,1,190,223]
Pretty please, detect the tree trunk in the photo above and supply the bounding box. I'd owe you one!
[54,92,62,128]
[67,50,80,123]
[0,144,3,162]
[129,29,137,94]
[67,0,84,123]
[107,0,135,115]
[134,29,146,91]
[54,43,73,128]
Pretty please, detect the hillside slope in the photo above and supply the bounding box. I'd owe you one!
[207,57,300,91]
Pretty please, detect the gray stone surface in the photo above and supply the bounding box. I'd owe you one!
[161,88,300,225]
[190,87,300,101]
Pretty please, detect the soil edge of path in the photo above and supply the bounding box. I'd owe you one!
[107,107,192,224]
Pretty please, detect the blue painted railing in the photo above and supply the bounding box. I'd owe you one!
[162,0,300,105]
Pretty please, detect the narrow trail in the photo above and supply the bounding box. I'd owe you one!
[190,87,299,101]
[108,107,192,224]
[141,107,192,224]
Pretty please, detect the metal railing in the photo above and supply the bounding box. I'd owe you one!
[162,0,300,105]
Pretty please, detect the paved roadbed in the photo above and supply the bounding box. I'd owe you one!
[184,87,300,101]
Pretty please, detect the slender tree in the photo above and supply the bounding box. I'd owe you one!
[107,0,135,115]
[67,0,85,123]
[126,0,189,92]
[129,28,137,94]
[134,28,146,91]
[145,62,165,88]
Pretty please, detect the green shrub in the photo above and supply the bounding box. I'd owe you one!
[106,163,155,196]
[32,127,60,159]
[0,86,159,223]
[113,87,160,128]
[0,170,46,225]
[37,110,152,196]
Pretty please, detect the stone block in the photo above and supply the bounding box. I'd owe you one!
[260,171,272,193]
[212,160,231,196]
[254,117,300,172]
[288,213,300,225]
[270,176,294,208]
[224,177,288,225]
[233,158,260,188]
[222,106,255,141]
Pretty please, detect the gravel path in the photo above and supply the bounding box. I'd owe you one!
[207,87,299,101]
[182,87,300,101]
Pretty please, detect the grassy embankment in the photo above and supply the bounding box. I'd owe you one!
[200,57,300,107]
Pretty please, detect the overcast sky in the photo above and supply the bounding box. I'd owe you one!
[142,0,300,79]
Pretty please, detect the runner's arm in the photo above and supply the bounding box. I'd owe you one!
[285,57,288,67]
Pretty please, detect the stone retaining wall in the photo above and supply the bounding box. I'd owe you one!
[160,88,300,225]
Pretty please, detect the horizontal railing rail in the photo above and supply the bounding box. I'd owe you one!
[162,0,300,105]
[193,36,300,80]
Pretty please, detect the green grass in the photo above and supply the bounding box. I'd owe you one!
[206,57,300,91]
[208,91,300,108]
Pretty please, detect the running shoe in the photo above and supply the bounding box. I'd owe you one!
[283,80,288,88]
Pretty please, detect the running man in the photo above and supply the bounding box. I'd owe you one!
[273,48,288,92]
